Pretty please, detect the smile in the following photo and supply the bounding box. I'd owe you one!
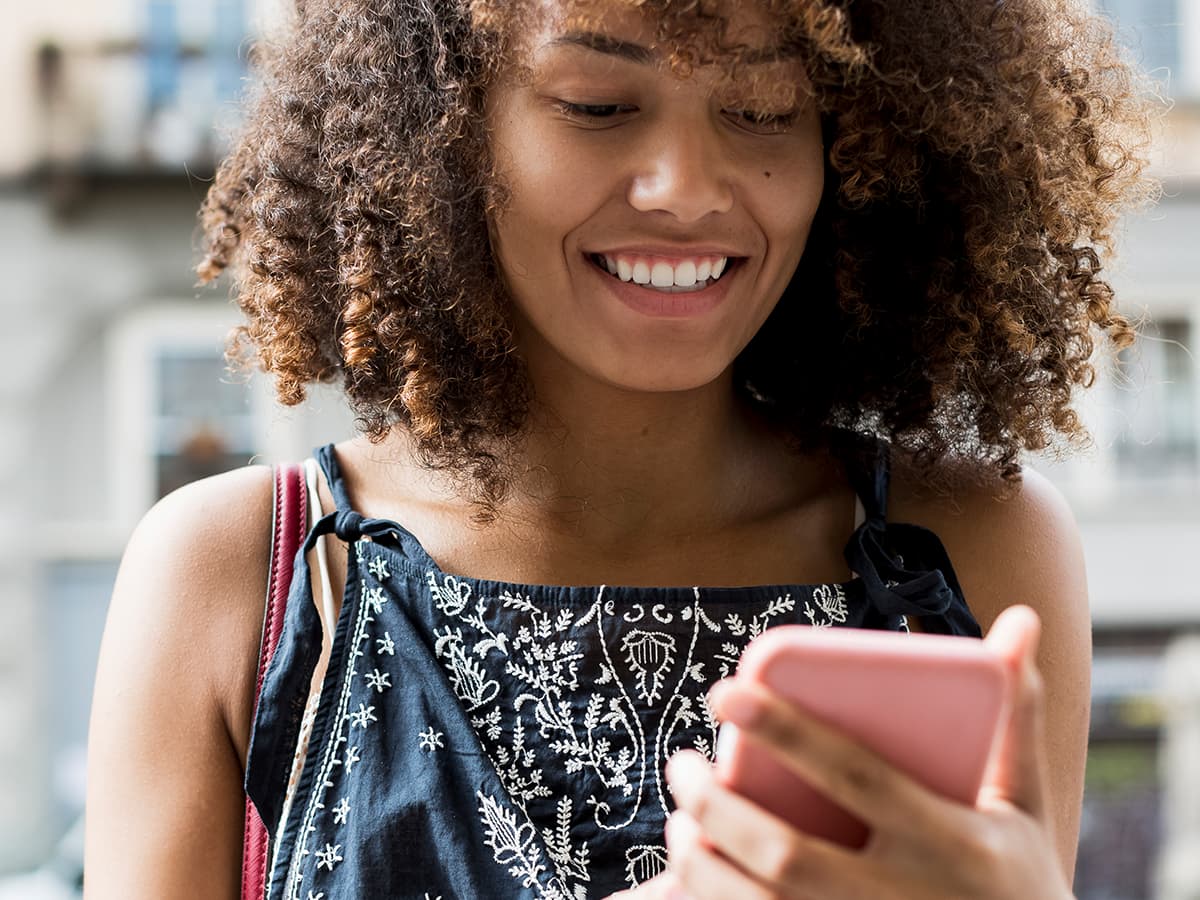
[588,253,736,294]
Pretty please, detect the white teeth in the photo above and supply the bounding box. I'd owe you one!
[650,262,674,287]
[596,254,731,289]
[675,260,697,287]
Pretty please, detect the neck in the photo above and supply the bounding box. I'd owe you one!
[506,351,764,546]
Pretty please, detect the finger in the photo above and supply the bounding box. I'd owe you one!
[605,871,681,899]
[665,810,778,900]
[708,679,967,843]
[667,750,864,896]
[979,604,1050,821]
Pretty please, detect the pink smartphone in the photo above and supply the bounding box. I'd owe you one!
[715,625,1010,849]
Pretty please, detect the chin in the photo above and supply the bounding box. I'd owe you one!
[589,359,732,395]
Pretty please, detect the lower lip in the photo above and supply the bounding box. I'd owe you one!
[585,256,738,319]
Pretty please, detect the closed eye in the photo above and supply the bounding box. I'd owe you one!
[725,109,800,134]
[555,101,637,122]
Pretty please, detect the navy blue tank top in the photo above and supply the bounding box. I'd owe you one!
[246,437,980,900]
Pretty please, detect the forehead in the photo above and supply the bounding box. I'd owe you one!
[479,0,799,69]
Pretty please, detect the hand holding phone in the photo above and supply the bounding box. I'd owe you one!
[715,625,1010,849]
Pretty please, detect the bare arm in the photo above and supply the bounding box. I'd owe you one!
[84,467,274,899]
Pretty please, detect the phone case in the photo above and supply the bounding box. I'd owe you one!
[715,625,1009,849]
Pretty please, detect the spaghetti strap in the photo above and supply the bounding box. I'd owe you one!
[837,433,982,637]
[314,444,354,513]
[308,444,431,565]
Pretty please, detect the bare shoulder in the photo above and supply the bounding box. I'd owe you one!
[888,455,1086,636]
[85,465,275,899]
[112,464,276,747]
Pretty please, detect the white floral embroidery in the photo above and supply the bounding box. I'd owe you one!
[365,668,392,693]
[349,703,377,730]
[314,843,343,872]
[804,584,848,628]
[419,726,445,751]
[283,571,376,900]
[282,549,394,900]
[543,797,590,885]
[624,844,667,887]
[478,792,549,889]
[434,626,502,710]
[620,630,676,704]
[364,586,388,615]
[367,555,391,581]
[331,798,351,825]
[280,537,864,900]
[432,582,804,896]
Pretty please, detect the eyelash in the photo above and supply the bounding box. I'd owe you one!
[554,101,798,133]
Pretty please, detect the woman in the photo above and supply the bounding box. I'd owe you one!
[85,0,1154,897]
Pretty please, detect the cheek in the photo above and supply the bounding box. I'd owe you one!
[762,148,825,258]
[489,116,608,275]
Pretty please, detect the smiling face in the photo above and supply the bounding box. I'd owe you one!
[484,1,826,394]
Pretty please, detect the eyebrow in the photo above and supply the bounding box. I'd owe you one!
[548,31,797,67]
[550,32,656,65]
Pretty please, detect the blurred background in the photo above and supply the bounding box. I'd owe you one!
[0,1,1196,898]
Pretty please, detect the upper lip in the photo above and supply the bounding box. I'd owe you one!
[585,244,747,258]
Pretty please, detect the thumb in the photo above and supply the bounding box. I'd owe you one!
[978,604,1050,822]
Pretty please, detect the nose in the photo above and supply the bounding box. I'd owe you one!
[627,117,735,223]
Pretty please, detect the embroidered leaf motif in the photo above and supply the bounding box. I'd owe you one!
[435,626,501,710]
[624,844,668,888]
[620,630,677,705]
[805,584,848,627]
[477,793,547,889]
[697,607,723,633]
[428,572,472,616]
[541,796,591,887]
[472,707,504,741]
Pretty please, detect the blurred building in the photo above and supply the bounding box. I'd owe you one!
[0,0,352,879]
[1059,4,1200,897]
[0,1,1196,898]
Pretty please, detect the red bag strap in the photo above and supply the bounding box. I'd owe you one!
[242,462,308,900]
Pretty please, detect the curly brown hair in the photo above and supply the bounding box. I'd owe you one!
[197,0,1157,506]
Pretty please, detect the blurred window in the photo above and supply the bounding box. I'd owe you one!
[1097,0,1182,90]
[153,349,255,499]
[1111,316,1197,479]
